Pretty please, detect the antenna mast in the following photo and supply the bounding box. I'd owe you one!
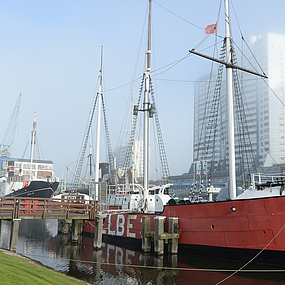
[143,0,152,190]
[30,112,37,180]
[94,46,103,200]
[224,0,236,199]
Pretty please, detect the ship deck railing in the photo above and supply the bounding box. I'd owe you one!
[251,173,285,187]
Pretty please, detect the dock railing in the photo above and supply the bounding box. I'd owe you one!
[0,197,98,220]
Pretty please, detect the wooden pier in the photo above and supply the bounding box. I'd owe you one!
[0,196,98,251]
[0,197,180,256]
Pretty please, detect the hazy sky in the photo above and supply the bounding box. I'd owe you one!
[0,0,285,181]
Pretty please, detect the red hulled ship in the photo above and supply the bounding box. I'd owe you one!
[83,0,285,266]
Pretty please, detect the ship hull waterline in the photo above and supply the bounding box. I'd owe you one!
[83,195,285,265]
[5,181,59,198]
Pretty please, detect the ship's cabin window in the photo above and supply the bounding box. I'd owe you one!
[149,190,155,195]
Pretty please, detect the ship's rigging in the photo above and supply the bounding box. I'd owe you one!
[122,75,170,182]
[122,0,170,186]
[71,47,114,191]
[190,17,267,199]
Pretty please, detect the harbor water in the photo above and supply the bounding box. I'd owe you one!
[0,219,284,284]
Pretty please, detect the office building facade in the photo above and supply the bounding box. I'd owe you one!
[193,32,285,175]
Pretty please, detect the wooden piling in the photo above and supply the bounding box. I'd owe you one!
[141,253,151,266]
[10,219,21,252]
[154,216,166,255]
[78,219,83,234]
[59,219,71,235]
[93,249,102,282]
[93,216,103,249]
[58,219,72,234]
[58,219,64,234]
[168,253,178,268]
[71,219,79,243]
[69,244,78,272]
[153,255,164,268]
[168,217,179,254]
[142,216,152,252]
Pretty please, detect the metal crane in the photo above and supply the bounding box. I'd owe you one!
[0,93,22,158]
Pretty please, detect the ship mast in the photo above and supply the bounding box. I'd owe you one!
[224,0,236,199]
[88,109,93,196]
[190,0,267,199]
[94,46,103,200]
[143,0,152,191]
[30,112,37,181]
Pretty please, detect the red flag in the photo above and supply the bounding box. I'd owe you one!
[205,24,217,34]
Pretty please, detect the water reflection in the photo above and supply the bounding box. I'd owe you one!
[0,219,284,284]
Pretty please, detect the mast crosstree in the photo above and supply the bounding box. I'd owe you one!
[190,0,265,198]
[123,0,170,187]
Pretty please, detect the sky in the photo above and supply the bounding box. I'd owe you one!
[0,0,285,182]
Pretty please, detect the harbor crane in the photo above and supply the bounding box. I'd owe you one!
[0,93,22,158]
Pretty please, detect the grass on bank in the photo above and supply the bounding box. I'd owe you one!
[0,250,88,285]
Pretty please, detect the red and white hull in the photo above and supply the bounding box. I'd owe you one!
[83,195,285,265]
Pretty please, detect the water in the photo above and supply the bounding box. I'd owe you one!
[0,219,284,284]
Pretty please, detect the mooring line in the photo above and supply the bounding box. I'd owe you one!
[215,222,285,284]
[17,251,285,273]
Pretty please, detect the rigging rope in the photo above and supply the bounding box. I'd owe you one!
[193,2,223,199]
[123,75,144,169]
[14,250,285,273]
[153,0,204,31]
[150,78,171,181]
[215,222,285,284]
